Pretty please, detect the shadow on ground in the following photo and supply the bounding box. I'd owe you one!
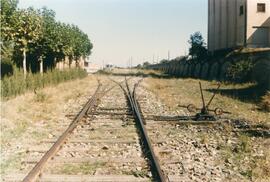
[206,84,268,104]
[232,119,270,138]
[95,70,173,79]
[98,69,269,105]
[243,129,270,138]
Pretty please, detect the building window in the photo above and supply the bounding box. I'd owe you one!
[240,5,244,15]
[257,3,266,12]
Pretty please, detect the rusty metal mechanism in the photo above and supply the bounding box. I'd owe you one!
[179,82,231,121]
[152,82,231,122]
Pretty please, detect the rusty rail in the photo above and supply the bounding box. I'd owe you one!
[23,77,134,182]
[131,78,167,182]
[115,77,167,182]
[23,83,104,182]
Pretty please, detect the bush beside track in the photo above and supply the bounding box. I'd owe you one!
[1,68,87,99]
[147,49,270,90]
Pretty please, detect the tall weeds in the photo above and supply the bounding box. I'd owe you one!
[1,68,87,99]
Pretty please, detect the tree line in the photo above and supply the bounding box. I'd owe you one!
[138,32,207,68]
[1,0,93,77]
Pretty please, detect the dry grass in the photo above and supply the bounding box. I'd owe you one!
[0,75,100,174]
[98,68,167,79]
[53,162,107,175]
[1,68,87,99]
[260,92,270,112]
[219,133,270,181]
[144,78,269,124]
[252,150,270,181]
[143,76,270,181]
[123,169,149,178]
[199,133,209,145]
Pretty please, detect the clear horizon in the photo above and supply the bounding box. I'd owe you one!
[19,0,207,67]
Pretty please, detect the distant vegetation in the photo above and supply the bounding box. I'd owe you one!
[1,68,87,99]
[141,31,262,85]
[1,0,93,77]
[139,31,208,68]
[1,0,91,99]
[188,32,208,61]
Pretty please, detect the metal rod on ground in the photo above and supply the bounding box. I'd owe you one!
[199,82,207,112]
[206,84,221,108]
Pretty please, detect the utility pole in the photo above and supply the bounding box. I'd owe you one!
[127,58,130,69]
[168,50,170,61]
[152,54,155,64]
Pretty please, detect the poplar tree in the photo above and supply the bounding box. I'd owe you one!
[12,7,42,77]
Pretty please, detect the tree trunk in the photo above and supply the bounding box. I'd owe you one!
[75,59,78,68]
[23,48,27,78]
[69,57,72,68]
[40,58,43,75]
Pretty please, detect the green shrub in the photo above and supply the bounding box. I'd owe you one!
[1,60,14,77]
[1,68,87,99]
[226,59,254,83]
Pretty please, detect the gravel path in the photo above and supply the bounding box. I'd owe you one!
[136,81,248,182]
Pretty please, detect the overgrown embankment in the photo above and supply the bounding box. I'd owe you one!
[148,49,270,90]
[1,68,87,99]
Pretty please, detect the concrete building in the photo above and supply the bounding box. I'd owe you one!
[84,62,102,73]
[208,0,270,52]
[56,57,85,70]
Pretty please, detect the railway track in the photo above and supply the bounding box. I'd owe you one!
[3,75,267,182]
[3,78,160,182]
[4,77,194,182]
[115,78,167,182]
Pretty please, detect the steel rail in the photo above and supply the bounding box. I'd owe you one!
[130,78,167,182]
[118,77,167,182]
[107,76,132,91]
[23,83,103,182]
[23,78,138,182]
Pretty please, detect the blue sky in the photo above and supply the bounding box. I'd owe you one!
[19,0,207,67]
